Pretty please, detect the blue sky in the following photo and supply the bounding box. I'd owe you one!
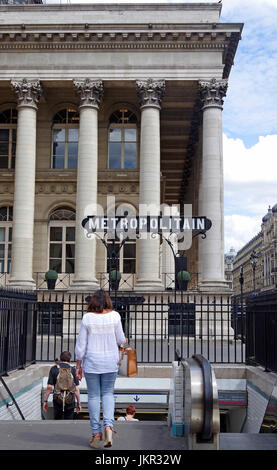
[218,0,277,252]
[45,0,277,253]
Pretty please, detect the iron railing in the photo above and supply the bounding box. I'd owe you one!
[0,287,37,376]
[0,272,200,291]
[0,287,259,375]
[246,290,277,373]
[35,291,244,365]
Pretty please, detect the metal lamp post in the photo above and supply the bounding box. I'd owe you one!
[239,265,244,309]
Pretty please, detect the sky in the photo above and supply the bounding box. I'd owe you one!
[43,0,277,254]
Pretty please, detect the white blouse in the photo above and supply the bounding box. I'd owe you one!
[75,310,126,374]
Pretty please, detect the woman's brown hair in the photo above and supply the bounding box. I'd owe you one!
[87,289,113,313]
[126,405,136,415]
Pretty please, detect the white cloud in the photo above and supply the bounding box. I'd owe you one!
[223,134,277,183]
[224,214,262,252]
[221,1,277,141]
[223,133,277,252]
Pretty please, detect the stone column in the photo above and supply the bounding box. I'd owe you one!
[71,79,104,291]
[198,78,229,291]
[135,79,165,291]
[9,78,42,290]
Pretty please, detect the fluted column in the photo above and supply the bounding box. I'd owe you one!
[9,78,42,290]
[135,79,165,291]
[198,78,229,291]
[71,79,104,290]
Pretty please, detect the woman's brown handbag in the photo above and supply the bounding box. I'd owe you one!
[118,344,137,377]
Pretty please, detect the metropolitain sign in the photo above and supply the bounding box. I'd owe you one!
[82,215,212,237]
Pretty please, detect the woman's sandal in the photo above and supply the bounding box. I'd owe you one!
[89,433,102,449]
[103,427,117,448]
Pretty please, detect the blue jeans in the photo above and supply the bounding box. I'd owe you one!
[85,372,117,435]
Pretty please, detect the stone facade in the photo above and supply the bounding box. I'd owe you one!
[260,205,277,292]
[233,204,277,297]
[233,233,263,297]
[0,2,243,292]
[224,247,236,290]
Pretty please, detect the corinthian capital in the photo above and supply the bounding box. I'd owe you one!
[136,79,165,110]
[199,78,228,109]
[11,78,42,109]
[73,78,104,109]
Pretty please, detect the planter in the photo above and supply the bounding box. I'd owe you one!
[46,278,57,290]
[45,269,58,290]
[177,279,189,291]
[176,270,190,291]
[110,280,120,291]
[109,270,121,291]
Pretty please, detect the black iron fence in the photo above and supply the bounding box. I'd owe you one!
[0,288,37,376]
[35,291,245,365]
[246,291,277,373]
[0,287,259,375]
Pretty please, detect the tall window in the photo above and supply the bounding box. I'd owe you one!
[0,206,13,273]
[51,108,79,169]
[49,207,75,273]
[106,237,136,274]
[0,108,17,169]
[108,108,138,169]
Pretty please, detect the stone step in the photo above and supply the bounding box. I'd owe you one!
[1,420,277,451]
[0,420,186,451]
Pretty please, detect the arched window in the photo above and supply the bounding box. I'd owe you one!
[108,108,138,170]
[48,207,75,273]
[51,108,79,169]
[0,206,13,273]
[0,108,17,169]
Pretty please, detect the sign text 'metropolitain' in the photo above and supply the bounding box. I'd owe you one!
[82,215,212,235]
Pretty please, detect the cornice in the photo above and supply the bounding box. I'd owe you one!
[0,29,241,78]
[0,41,229,52]
[0,30,237,44]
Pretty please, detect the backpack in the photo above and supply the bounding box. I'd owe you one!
[53,366,76,411]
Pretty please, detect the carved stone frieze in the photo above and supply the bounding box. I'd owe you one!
[73,78,104,109]
[98,183,139,194]
[35,182,76,195]
[11,78,42,109]
[198,77,228,109]
[0,181,139,196]
[0,183,13,194]
[136,78,165,110]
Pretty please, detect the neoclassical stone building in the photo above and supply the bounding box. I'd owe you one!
[0,1,243,292]
[233,205,277,297]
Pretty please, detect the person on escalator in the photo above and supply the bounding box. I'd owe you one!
[117,405,139,422]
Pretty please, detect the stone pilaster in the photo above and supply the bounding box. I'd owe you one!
[198,78,229,291]
[71,79,104,290]
[135,79,165,291]
[9,79,42,290]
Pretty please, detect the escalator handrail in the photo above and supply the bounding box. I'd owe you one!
[192,354,213,441]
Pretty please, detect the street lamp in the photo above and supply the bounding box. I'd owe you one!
[250,250,258,292]
[239,265,244,303]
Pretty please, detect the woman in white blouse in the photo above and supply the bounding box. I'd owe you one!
[75,289,126,449]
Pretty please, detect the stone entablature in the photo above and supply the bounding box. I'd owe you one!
[0,3,242,81]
